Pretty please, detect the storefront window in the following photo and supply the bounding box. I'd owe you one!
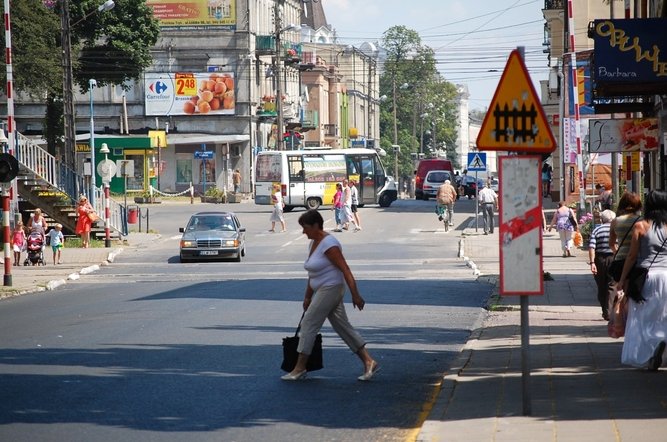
[176,158,193,184]
[126,154,145,191]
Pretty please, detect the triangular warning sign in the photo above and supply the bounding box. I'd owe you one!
[476,50,556,153]
[468,154,485,170]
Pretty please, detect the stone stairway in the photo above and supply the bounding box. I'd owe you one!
[13,132,127,238]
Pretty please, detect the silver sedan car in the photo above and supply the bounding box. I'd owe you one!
[179,211,246,262]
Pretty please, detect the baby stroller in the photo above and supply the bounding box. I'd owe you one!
[24,230,46,266]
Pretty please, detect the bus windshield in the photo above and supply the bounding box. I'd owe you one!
[256,154,282,181]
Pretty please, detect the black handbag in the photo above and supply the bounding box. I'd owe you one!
[568,210,578,231]
[625,235,667,303]
[281,313,323,372]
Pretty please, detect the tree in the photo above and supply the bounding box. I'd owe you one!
[378,26,460,183]
[0,0,160,152]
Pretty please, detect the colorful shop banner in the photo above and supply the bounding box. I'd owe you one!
[588,118,659,153]
[567,57,594,115]
[592,19,667,89]
[562,118,589,164]
[144,72,235,116]
[146,0,236,30]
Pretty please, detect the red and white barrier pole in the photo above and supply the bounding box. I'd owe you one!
[2,188,11,286]
[104,183,110,247]
[4,0,17,220]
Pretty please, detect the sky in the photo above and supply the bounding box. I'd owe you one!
[320,0,550,111]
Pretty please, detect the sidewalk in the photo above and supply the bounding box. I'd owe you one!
[417,226,667,441]
[0,232,159,299]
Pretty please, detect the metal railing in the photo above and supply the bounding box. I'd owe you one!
[14,132,127,236]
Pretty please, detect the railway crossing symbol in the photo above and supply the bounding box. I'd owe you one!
[476,50,556,153]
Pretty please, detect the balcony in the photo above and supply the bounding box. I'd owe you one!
[255,35,276,55]
[324,124,337,137]
[544,0,564,9]
[301,110,319,130]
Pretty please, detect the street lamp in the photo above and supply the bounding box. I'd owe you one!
[89,78,97,207]
[99,142,111,248]
[61,0,115,170]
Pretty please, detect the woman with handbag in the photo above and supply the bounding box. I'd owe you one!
[548,201,577,257]
[617,190,667,371]
[281,209,378,381]
[609,192,643,281]
[75,195,96,248]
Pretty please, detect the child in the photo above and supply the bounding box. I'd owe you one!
[47,223,65,265]
[11,221,26,266]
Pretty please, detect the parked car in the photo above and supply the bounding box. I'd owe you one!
[414,159,454,200]
[461,176,484,199]
[422,170,453,200]
[179,211,246,262]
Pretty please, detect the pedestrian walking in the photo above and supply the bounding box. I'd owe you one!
[281,209,379,381]
[75,196,97,248]
[27,208,48,232]
[269,184,286,232]
[548,201,578,257]
[541,162,552,197]
[609,192,643,280]
[349,179,362,231]
[616,190,667,371]
[477,182,498,234]
[232,169,242,193]
[11,221,26,266]
[595,183,613,210]
[47,223,65,265]
[588,209,617,320]
[341,179,358,231]
[332,182,343,232]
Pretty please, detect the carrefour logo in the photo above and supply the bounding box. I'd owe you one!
[149,81,168,94]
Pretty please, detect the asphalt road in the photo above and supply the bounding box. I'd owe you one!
[0,198,493,442]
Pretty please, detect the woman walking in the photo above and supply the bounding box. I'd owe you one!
[617,190,667,370]
[281,209,379,381]
[609,192,643,280]
[269,184,286,232]
[548,201,577,257]
[75,195,96,248]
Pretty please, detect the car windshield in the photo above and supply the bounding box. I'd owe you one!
[427,171,450,183]
[187,215,236,231]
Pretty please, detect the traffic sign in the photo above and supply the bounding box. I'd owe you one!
[467,152,487,171]
[476,50,556,153]
[97,159,117,184]
[194,151,214,159]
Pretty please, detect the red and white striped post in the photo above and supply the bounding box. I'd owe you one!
[2,187,10,286]
[566,0,585,211]
[104,184,110,247]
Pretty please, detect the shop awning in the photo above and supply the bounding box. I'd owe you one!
[164,133,250,145]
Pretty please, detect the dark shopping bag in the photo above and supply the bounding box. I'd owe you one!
[281,313,323,372]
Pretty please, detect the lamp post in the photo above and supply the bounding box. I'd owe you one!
[99,142,111,248]
[61,0,115,169]
[89,78,97,207]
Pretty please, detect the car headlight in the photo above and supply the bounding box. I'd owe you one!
[224,240,239,247]
[181,240,195,248]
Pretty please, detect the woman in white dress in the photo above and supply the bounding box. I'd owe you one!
[269,184,286,232]
[617,190,667,371]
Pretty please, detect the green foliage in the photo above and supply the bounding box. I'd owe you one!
[378,25,461,181]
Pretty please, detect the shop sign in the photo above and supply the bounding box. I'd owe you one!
[588,118,659,153]
[146,0,237,31]
[592,19,667,89]
[145,72,235,116]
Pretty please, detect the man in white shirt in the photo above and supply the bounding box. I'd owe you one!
[477,182,498,235]
[341,179,359,231]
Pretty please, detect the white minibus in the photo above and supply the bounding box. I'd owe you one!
[254,148,397,211]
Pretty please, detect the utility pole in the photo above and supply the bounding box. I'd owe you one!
[274,0,284,151]
[61,0,76,169]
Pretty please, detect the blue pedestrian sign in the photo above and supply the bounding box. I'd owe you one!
[467,152,487,171]
[194,151,214,159]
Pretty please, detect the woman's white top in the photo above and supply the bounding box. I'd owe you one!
[304,234,344,291]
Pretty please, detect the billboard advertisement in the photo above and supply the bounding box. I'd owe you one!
[146,0,236,30]
[592,19,667,91]
[588,118,659,153]
[145,72,235,116]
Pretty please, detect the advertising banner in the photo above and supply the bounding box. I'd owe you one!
[563,118,589,164]
[592,19,667,89]
[145,72,235,116]
[146,0,236,30]
[588,118,659,153]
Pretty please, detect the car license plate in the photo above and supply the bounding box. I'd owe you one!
[200,251,218,256]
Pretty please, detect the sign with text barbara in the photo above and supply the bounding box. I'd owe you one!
[592,19,667,92]
[144,72,235,116]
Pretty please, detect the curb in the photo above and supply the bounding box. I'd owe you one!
[43,248,125,292]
